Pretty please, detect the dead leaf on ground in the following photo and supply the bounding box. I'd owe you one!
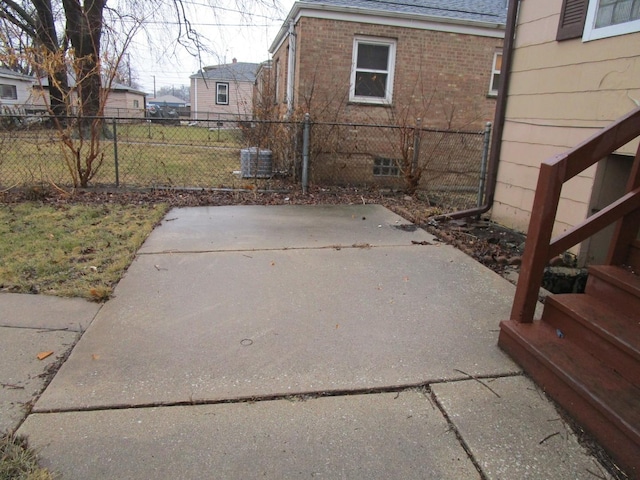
[37,351,54,360]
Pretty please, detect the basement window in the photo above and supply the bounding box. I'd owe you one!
[373,157,400,177]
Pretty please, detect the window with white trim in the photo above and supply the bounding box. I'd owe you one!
[0,84,17,100]
[557,0,640,40]
[133,99,139,108]
[584,0,640,40]
[216,82,229,105]
[350,37,396,104]
[489,52,502,97]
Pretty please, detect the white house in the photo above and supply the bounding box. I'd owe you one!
[0,67,35,109]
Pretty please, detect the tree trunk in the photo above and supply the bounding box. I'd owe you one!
[62,0,106,119]
[32,0,70,118]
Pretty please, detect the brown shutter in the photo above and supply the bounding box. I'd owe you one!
[556,0,589,40]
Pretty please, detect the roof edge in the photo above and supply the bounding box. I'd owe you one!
[269,1,506,53]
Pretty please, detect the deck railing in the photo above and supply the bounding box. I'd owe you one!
[511,106,640,323]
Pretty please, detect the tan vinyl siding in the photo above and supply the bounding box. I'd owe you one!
[492,0,640,243]
[191,78,254,119]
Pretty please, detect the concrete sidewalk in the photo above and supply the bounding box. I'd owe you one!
[4,205,613,478]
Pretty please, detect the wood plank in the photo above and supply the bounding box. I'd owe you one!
[498,319,640,476]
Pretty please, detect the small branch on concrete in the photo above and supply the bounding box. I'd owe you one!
[1,383,25,390]
[453,369,501,398]
[538,432,560,445]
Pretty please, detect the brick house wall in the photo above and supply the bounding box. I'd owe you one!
[272,17,502,130]
[269,14,503,186]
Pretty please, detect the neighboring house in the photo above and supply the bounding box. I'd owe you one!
[268,0,507,129]
[190,58,259,121]
[491,0,640,265]
[147,95,187,108]
[253,60,273,116]
[0,67,35,109]
[32,77,147,118]
[102,82,147,118]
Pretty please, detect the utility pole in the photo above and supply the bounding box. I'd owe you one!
[153,75,156,98]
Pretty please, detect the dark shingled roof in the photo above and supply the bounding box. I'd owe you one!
[190,62,260,83]
[298,0,507,25]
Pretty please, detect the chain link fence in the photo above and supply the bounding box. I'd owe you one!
[305,120,490,209]
[0,112,489,210]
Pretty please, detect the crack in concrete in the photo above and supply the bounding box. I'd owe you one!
[31,372,523,415]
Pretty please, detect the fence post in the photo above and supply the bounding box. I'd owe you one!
[412,118,422,174]
[113,118,119,187]
[302,113,310,194]
[477,122,492,208]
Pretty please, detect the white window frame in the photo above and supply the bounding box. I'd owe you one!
[488,52,502,97]
[0,84,18,100]
[583,0,640,41]
[349,36,396,105]
[216,82,229,105]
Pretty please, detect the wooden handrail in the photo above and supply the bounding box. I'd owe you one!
[511,106,640,323]
[549,187,640,258]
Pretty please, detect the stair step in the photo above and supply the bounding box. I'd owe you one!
[586,265,640,307]
[499,319,640,477]
[543,294,640,383]
[629,240,640,271]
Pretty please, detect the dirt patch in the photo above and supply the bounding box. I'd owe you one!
[424,217,526,276]
[1,186,528,280]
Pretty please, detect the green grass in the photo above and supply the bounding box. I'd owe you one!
[0,124,249,188]
[0,202,168,300]
[0,434,54,480]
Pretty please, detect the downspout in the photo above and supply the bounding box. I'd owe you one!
[434,0,521,221]
[194,77,198,121]
[286,20,296,118]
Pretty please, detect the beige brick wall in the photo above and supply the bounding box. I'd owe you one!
[271,17,502,130]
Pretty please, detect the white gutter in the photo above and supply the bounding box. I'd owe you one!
[194,76,198,121]
[286,20,296,118]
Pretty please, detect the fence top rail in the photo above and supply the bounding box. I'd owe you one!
[0,113,302,126]
[309,120,484,135]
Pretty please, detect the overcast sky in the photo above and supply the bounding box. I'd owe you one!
[130,0,296,95]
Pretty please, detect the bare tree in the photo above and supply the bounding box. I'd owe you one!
[1,0,282,187]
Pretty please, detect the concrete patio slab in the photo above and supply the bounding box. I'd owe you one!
[431,376,612,479]
[35,244,519,411]
[20,391,480,480]
[0,327,77,433]
[138,204,436,253]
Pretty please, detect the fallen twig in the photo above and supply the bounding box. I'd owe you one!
[453,369,501,398]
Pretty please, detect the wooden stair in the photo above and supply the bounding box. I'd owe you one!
[499,264,640,477]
